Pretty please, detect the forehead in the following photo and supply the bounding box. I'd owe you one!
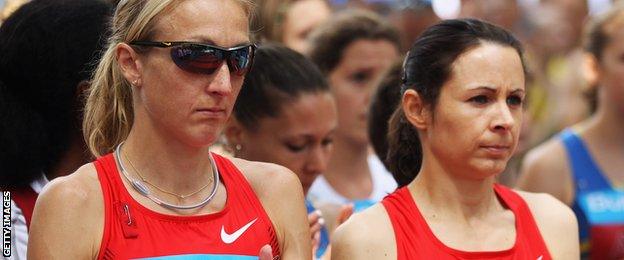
[604,12,624,47]
[260,93,337,135]
[448,43,525,90]
[286,0,331,29]
[338,39,399,71]
[151,0,249,47]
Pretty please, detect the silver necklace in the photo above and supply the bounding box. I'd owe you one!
[115,142,220,210]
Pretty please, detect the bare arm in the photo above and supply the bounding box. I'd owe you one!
[517,139,574,205]
[28,165,103,259]
[520,191,580,259]
[331,205,394,260]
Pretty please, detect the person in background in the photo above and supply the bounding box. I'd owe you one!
[0,1,112,258]
[331,18,579,259]
[225,43,351,259]
[27,0,310,259]
[388,0,439,52]
[307,9,400,214]
[367,61,408,186]
[518,3,624,259]
[252,0,332,53]
[0,0,27,22]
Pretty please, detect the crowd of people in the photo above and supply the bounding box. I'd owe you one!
[1,0,623,259]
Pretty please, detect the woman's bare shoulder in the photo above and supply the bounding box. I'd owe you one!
[331,204,396,259]
[515,190,579,259]
[39,163,101,209]
[229,157,302,198]
[28,163,104,258]
[517,136,574,204]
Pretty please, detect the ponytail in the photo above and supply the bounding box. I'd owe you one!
[386,106,422,188]
[83,45,134,157]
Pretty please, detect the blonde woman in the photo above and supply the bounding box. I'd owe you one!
[27,0,310,259]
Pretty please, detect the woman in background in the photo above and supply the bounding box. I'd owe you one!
[307,10,400,212]
[225,43,346,259]
[0,1,112,258]
[518,4,624,259]
[252,0,331,53]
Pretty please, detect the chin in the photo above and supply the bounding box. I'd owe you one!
[466,159,509,179]
[181,131,221,149]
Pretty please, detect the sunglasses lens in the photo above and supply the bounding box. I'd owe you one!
[171,44,224,74]
[228,46,253,76]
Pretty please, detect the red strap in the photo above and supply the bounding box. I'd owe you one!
[9,186,39,229]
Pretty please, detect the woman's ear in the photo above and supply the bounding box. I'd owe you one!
[116,43,143,87]
[582,52,600,91]
[223,117,245,150]
[402,89,430,130]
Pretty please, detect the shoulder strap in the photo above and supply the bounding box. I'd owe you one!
[494,184,552,258]
[559,129,611,192]
[210,153,281,257]
[381,187,419,259]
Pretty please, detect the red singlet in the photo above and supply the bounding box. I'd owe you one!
[95,153,280,259]
[382,184,552,259]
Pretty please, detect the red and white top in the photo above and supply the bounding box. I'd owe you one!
[382,184,552,260]
[95,153,280,259]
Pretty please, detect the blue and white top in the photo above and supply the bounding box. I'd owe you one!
[560,128,624,259]
[307,154,397,213]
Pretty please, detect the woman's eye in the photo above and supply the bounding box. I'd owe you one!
[507,95,523,106]
[350,71,369,84]
[286,143,306,152]
[321,138,334,147]
[469,95,489,104]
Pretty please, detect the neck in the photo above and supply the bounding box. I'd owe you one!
[322,136,373,200]
[122,117,214,195]
[325,136,370,179]
[408,152,501,219]
[584,91,624,146]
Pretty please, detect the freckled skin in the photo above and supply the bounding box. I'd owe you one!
[133,0,250,148]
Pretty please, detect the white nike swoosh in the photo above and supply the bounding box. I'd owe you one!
[537,255,543,260]
[221,218,258,244]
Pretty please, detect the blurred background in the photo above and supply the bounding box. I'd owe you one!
[1,0,618,189]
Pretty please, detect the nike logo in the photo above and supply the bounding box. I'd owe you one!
[221,218,258,244]
[537,256,543,260]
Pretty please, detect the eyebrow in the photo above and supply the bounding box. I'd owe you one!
[468,86,525,94]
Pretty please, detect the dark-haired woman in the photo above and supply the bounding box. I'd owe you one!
[331,19,579,259]
[307,10,400,213]
[518,4,624,259]
[224,44,339,259]
[0,1,112,259]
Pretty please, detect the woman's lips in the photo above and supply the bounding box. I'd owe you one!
[480,145,511,156]
[195,108,226,119]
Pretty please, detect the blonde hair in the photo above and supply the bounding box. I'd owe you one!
[84,0,254,157]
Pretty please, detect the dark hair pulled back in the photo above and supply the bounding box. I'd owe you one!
[387,19,526,187]
[234,43,329,130]
[0,0,113,189]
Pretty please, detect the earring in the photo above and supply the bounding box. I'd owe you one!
[131,79,139,86]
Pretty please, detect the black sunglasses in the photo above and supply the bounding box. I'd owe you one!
[130,41,256,76]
